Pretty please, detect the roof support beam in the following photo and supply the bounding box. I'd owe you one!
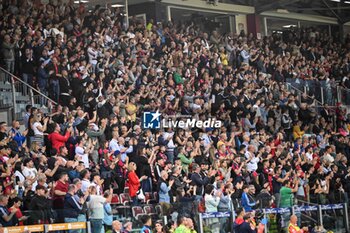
[287,6,350,11]
[321,0,343,23]
[256,0,301,14]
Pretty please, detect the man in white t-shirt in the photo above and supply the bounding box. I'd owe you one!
[80,169,91,193]
[87,186,107,233]
[75,137,90,168]
[22,158,37,179]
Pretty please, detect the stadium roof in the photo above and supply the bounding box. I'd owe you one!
[227,0,350,23]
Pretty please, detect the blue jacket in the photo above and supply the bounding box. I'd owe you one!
[10,128,26,148]
[103,203,113,226]
[63,193,82,218]
[158,180,171,203]
[241,192,255,212]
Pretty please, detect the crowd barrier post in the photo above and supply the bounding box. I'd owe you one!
[86,221,92,233]
[262,209,268,233]
[317,205,323,227]
[10,77,16,119]
[163,215,168,226]
[198,213,204,233]
[291,205,295,215]
[320,87,324,104]
[344,203,349,233]
[230,202,235,223]
[29,88,34,106]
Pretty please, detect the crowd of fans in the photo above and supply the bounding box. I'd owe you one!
[1,0,350,232]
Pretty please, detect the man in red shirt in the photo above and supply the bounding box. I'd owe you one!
[53,172,69,220]
[48,123,71,152]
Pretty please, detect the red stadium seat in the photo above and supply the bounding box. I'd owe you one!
[132,206,147,221]
[119,193,131,205]
[144,192,156,204]
[155,204,162,216]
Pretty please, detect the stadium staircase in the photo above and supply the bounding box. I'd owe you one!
[0,66,57,123]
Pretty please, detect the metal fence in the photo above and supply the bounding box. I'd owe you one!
[196,203,349,233]
[285,78,339,106]
[285,77,350,108]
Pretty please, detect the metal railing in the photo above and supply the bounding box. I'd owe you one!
[285,77,349,107]
[337,86,350,106]
[0,66,57,121]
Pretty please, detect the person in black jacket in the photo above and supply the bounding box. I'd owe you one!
[21,48,35,94]
[63,184,83,229]
[29,185,53,224]
[59,69,72,107]
[190,163,216,200]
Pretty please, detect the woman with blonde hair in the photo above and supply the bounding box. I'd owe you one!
[127,162,147,206]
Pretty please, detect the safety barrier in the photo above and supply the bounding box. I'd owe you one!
[1,222,90,233]
[198,211,232,233]
[197,203,350,233]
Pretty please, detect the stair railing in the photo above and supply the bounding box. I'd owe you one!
[0,66,58,120]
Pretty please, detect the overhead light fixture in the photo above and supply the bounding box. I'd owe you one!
[74,0,89,3]
[330,0,340,2]
[283,24,297,28]
[111,4,124,7]
[345,0,350,3]
[276,9,290,14]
